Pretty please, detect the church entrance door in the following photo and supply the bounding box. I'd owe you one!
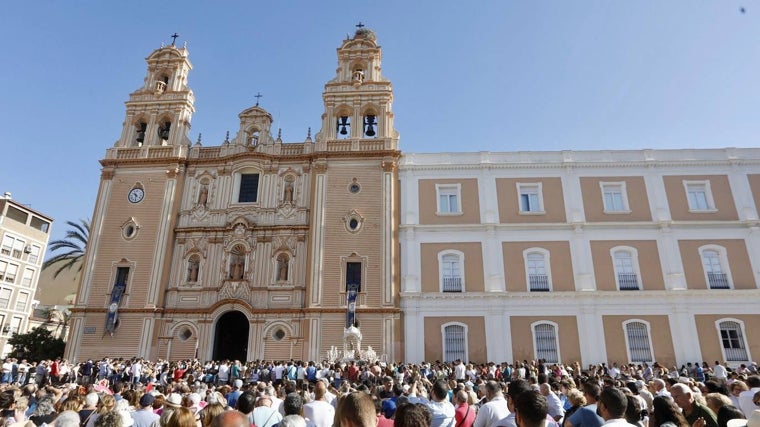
[213,311,249,361]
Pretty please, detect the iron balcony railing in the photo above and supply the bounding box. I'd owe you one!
[618,273,640,290]
[529,274,550,292]
[442,276,462,292]
[708,272,730,289]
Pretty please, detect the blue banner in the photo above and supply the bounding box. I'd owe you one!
[346,283,359,328]
[104,282,126,336]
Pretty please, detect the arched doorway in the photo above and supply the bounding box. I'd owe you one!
[213,311,249,361]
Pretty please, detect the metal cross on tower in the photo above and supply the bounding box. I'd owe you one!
[170,33,179,46]
[356,22,365,29]
[254,92,263,106]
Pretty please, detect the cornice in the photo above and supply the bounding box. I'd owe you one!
[399,148,760,171]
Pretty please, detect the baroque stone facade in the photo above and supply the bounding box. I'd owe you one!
[66,28,401,362]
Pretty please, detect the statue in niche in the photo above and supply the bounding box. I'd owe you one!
[197,183,209,206]
[187,258,199,282]
[352,69,364,83]
[277,254,289,281]
[283,180,294,203]
[229,247,246,280]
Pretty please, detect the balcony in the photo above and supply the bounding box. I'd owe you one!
[442,276,462,292]
[529,274,550,292]
[724,346,748,361]
[708,272,730,289]
[617,273,640,290]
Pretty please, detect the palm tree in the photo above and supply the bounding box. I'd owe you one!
[42,219,90,278]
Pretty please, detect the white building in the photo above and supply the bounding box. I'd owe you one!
[399,149,760,367]
[0,193,53,356]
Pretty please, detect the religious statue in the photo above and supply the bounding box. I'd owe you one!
[187,258,199,282]
[283,181,294,203]
[230,254,245,280]
[277,255,289,281]
[197,183,209,206]
[352,69,364,83]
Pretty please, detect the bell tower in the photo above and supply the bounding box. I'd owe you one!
[66,40,194,361]
[118,43,195,148]
[308,25,402,361]
[315,25,398,147]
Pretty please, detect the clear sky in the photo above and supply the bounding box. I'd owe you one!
[1,1,758,244]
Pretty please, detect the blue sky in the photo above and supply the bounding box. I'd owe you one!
[1,1,758,244]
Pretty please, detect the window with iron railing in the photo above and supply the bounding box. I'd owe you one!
[617,273,640,290]
[625,321,653,363]
[533,323,559,363]
[443,324,466,362]
[719,321,749,361]
[526,251,551,291]
[702,249,730,289]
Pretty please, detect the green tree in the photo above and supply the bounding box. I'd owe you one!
[42,219,90,279]
[7,328,65,361]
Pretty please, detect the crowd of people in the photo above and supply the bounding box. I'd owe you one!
[0,357,758,427]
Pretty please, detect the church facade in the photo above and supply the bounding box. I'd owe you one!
[67,28,760,367]
[65,28,401,362]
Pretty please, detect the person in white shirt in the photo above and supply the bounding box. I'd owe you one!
[713,362,728,384]
[540,383,565,422]
[428,380,456,427]
[303,381,335,427]
[738,376,760,418]
[474,381,510,427]
[454,360,467,382]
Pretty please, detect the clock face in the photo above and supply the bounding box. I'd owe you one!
[128,188,144,203]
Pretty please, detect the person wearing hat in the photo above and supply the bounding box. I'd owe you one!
[132,394,160,427]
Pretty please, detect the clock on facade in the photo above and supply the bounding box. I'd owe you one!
[128,188,144,203]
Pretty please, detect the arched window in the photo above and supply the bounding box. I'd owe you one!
[532,322,560,363]
[611,247,640,290]
[247,128,261,146]
[134,121,147,146]
[624,320,654,363]
[228,245,246,280]
[335,107,352,139]
[716,319,750,362]
[362,109,378,138]
[186,254,200,283]
[442,323,467,362]
[700,247,731,289]
[438,251,464,292]
[524,249,551,292]
[157,119,171,142]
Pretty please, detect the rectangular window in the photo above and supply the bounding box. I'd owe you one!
[346,262,362,292]
[15,292,28,312]
[626,322,654,362]
[11,238,24,259]
[0,235,13,256]
[28,246,41,265]
[21,268,34,287]
[684,181,715,212]
[518,183,544,213]
[436,185,461,214]
[720,322,749,361]
[115,267,130,286]
[0,289,10,309]
[0,262,6,281]
[5,206,28,225]
[441,255,462,292]
[30,216,50,233]
[238,174,260,203]
[4,264,17,284]
[443,324,466,362]
[9,317,21,334]
[534,324,559,363]
[601,182,629,213]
